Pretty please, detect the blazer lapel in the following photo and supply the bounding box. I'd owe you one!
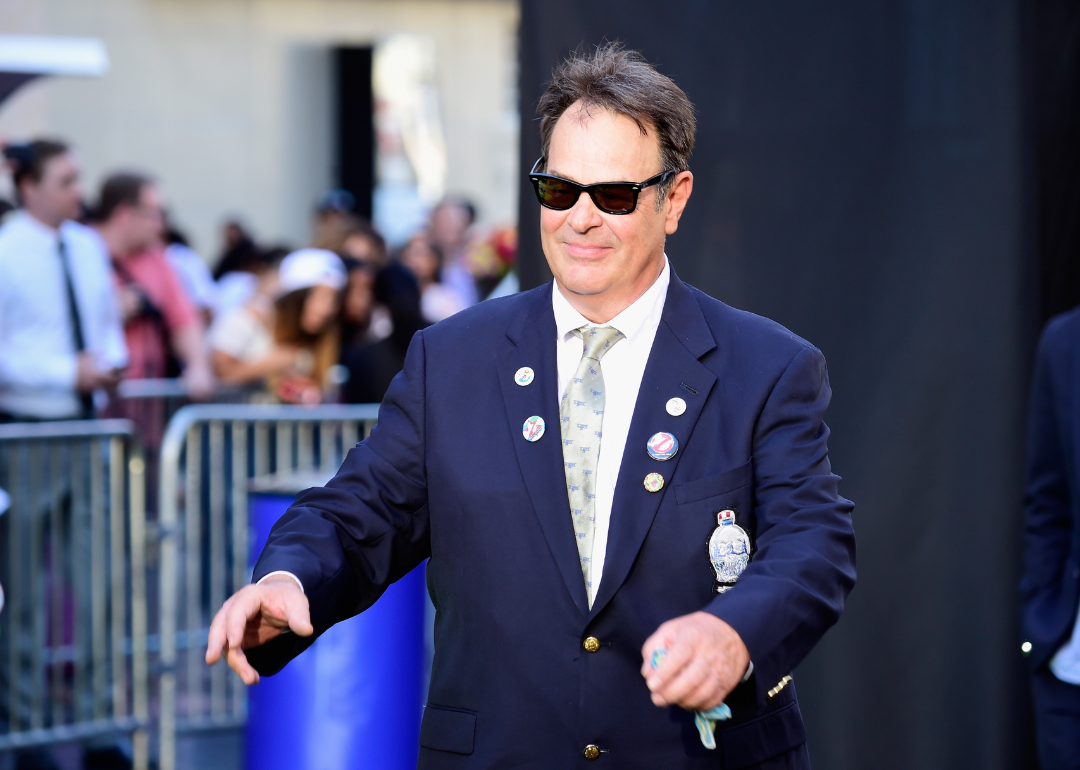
[497,284,590,616]
[589,273,718,620]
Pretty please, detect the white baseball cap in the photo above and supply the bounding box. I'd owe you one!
[278,248,347,294]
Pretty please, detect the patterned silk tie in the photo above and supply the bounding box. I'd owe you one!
[560,325,625,601]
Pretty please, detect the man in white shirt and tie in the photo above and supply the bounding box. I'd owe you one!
[0,139,128,421]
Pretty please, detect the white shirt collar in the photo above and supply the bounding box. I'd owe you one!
[13,209,62,238]
[552,256,670,344]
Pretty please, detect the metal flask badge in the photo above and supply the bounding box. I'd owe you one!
[709,509,751,594]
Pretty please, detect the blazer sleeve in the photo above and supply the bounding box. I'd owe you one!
[1021,320,1074,664]
[704,345,856,697]
[247,330,432,675]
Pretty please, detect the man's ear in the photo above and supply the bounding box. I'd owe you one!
[664,171,694,235]
[16,179,35,205]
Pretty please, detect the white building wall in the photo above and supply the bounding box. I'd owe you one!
[0,0,519,261]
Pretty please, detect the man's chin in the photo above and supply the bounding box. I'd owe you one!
[552,264,615,296]
[557,278,610,298]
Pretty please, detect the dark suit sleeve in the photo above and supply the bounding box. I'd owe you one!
[1021,321,1074,666]
[247,330,432,675]
[704,345,856,695]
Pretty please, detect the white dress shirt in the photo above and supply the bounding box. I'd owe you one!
[0,211,128,419]
[552,258,670,605]
[1050,605,1080,684]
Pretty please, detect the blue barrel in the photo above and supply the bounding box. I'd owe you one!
[245,489,426,770]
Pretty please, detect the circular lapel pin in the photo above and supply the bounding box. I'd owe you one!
[666,397,687,416]
[643,472,665,493]
[522,415,546,442]
[515,367,535,386]
[646,432,679,461]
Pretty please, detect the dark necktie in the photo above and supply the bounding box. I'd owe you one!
[58,237,94,417]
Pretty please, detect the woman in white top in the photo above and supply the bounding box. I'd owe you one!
[209,248,345,403]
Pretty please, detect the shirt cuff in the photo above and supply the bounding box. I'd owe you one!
[257,570,304,594]
[742,661,754,683]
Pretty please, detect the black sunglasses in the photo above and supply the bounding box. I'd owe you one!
[528,157,677,215]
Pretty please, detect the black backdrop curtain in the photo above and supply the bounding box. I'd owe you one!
[516,2,1040,767]
[1033,0,1080,324]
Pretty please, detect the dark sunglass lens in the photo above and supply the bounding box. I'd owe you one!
[536,177,579,209]
[593,185,637,214]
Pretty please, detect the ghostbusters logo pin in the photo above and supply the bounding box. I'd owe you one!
[646,431,678,461]
[709,509,751,594]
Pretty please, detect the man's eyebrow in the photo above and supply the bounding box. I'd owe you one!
[546,167,582,183]
[545,167,656,184]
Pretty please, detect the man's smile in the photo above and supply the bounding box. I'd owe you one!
[561,241,614,258]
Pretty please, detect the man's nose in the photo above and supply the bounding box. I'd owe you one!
[567,190,603,232]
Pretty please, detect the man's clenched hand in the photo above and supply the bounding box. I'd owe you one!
[640,611,750,711]
[205,576,313,685]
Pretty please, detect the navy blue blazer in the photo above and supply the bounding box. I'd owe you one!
[250,273,856,769]
[1023,308,1080,670]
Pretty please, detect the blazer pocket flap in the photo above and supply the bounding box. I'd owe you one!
[720,701,807,770]
[419,704,476,755]
[674,459,753,505]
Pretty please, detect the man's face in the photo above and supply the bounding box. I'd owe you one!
[430,203,470,252]
[343,233,380,266]
[122,184,166,253]
[540,102,691,319]
[21,152,83,226]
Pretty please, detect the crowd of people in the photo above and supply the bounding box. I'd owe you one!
[0,137,518,425]
[0,141,518,768]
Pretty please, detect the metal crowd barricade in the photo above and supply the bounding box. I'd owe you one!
[0,420,149,769]
[116,378,255,408]
[114,378,256,476]
[156,403,381,770]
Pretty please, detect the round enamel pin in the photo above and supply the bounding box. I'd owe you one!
[643,472,665,493]
[666,397,687,416]
[514,367,535,386]
[522,415,546,442]
[646,432,679,461]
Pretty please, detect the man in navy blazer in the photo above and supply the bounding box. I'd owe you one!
[207,45,856,769]
[1023,310,1080,769]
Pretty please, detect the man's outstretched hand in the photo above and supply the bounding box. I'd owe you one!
[640,611,750,711]
[205,576,313,685]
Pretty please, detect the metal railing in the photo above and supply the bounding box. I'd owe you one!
[112,379,258,493]
[0,420,149,769]
[116,378,255,402]
[156,403,380,770]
